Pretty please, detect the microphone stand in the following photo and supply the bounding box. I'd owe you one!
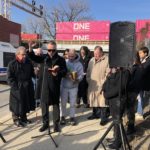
[0,132,6,143]
[31,57,58,148]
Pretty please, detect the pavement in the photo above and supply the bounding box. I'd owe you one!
[0,105,149,150]
[0,83,149,150]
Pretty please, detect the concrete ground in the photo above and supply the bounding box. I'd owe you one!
[0,83,149,150]
[0,105,149,150]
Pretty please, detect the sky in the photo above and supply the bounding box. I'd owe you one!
[11,0,150,24]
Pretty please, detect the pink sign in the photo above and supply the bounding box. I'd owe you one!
[136,20,150,41]
[56,33,109,41]
[136,20,150,32]
[56,21,110,34]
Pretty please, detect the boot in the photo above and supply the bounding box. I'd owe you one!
[100,107,109,126]
[54,123,61,132]
[108,140,121,150]
[39,123,49,132]
[87,108,100,120]
[21,115,32,124]
[127,124,136,135]
[60,116,66,125]
[70,117,77,126]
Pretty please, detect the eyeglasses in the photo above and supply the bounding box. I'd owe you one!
[47,49,56,52]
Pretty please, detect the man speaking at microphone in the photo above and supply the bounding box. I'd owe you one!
[28,41,67,132]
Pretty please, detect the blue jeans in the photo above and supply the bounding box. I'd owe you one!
[137,92,143,115]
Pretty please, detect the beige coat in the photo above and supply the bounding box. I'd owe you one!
[86,55,109,107]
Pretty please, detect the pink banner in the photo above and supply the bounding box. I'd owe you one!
[56,33,109,41]
[136,20,150,41]
[136,20,150,32]
[56,21,110,34]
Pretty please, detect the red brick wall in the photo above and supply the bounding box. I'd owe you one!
[0,16,21,44]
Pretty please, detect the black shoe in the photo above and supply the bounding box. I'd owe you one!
[70,118,77,126]
[126,125,136,135]
[19,120,27,127]
[87,114,99,120]
[76,104,81,108]
[54,123,61,132]
[100,120,108,126]
[60,116,66,125]
[108,141,121,150]
[14,120,20,127]
[106,138,115,144]
[14,120,26,127]
[39,124,49,132]
[106,110,110,118]
[22,119,32,124]
[84,104,89,108]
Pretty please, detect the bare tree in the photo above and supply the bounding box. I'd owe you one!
[25,0,92,39]
[23,17,44,35]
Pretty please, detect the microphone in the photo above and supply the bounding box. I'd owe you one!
[44,55,49,64]
[44,56,49,72]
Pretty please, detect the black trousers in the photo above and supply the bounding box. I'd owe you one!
[41,102,60,125]
[77,76,88,105]
[126,92,138,126]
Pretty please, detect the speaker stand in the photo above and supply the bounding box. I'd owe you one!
[93,121,131,150]
[93,69,131,150]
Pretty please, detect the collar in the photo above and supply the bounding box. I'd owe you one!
[141,56,149,63]
[16,56,25,63]
[94,55,106,64]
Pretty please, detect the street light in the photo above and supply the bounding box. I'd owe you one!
[39,5,43,16]
[32,0,36,12]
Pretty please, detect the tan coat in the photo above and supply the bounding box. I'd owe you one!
[86,55,109,107]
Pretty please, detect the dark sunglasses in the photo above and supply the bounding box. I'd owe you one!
[47,49,56,52]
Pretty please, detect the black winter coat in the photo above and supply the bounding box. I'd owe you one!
[102,69,131,103]
[28,51,67,105]
[7,58,35,115]
[141,57,150,91]
[33,63,44,99]
[102,69,131,119]
[78,56,91,97]
[128,64,143,93]
[79,56,91,73]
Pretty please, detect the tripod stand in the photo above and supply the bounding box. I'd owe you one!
[93,69,131,150]
[31,122,58,147]
[31,59,58,148]
[0,132,6,143]
[93,121,131,150]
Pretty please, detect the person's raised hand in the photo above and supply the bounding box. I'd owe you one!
[28,41,37,52]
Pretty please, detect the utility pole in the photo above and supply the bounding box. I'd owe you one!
[0,0,43,20]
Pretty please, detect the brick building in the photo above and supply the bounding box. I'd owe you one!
[0,16,21,47]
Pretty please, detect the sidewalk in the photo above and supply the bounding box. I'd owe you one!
[0,105,149,150]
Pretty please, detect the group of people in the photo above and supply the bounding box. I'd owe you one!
[7,41,150,149]
[102,46,150,149]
